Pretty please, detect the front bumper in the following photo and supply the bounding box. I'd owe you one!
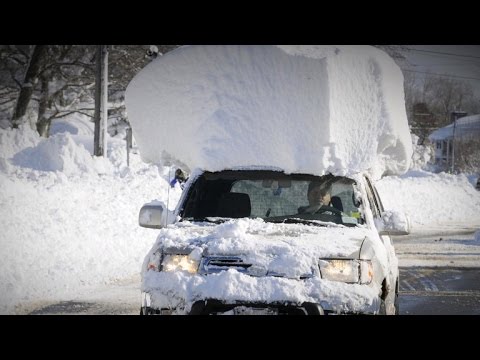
[191,299,324,315]
[142,270,382,314]
[142,299,324,315]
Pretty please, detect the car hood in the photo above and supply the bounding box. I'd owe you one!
[149,218,387,279]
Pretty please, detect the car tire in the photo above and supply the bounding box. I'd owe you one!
[394,290,399,315]
[378,298,387,315]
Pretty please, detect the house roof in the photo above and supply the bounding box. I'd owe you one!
[429,114,480,141]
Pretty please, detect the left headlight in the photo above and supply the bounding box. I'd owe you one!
[161,255,199,274]
[319,259,373,284]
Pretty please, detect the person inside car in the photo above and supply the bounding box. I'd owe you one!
[298,179,340,214]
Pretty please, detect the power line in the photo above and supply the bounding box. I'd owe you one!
[402,69,480,81]
[404,47,480,60]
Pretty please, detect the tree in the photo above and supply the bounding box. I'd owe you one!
[455,138,480,173]
[1,45,97,135]
[410,102,437,144]
[12,45,48,128]
[0,46,31,126]
[419,76,478,126]
[34,45,97,137]
[0,45,181,137]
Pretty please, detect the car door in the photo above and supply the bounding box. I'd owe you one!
[363,175,398,312]
[364,175,396,254]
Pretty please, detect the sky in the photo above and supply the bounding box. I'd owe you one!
[0,45,479,314]
[399,45,480,97]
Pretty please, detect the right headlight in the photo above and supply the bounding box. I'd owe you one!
[319,259,373,284]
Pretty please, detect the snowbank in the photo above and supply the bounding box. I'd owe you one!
[126,45,412,179]
[376,170,480,233]
[0,124,182,314]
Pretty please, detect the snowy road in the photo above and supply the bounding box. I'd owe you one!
[18,275,141,315]
[393,231,480,268]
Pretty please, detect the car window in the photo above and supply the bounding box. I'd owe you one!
[231,179,307,218]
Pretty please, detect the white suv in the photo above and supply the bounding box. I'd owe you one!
[138,169,408,315]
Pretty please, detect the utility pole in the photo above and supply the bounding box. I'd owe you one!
[94,46,102,156]
[126,127,132,167]
[101,45,108,158]
[94,45,109,157]
[450,111,467,173]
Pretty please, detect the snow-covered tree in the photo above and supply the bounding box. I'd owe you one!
[0,45,180,137]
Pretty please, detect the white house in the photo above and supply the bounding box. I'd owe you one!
[429,114,480,168]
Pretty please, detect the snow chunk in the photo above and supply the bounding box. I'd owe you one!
[126,45,412,179]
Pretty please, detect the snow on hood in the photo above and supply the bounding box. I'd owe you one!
[142,218,388,313]
[126,45,412,180]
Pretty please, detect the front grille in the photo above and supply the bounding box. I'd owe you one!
[199,256,313,278]
[199,256,253,275]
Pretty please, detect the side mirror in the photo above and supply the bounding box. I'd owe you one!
[139,201,175,229]
[376,210,410,236]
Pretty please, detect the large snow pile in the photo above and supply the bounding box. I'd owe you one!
[126,45,412,179]
[0,120,182,314]
[377,170,480,233]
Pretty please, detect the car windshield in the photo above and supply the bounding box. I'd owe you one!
[181,170,364,227]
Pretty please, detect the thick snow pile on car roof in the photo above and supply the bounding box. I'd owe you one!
[126,45,412,179]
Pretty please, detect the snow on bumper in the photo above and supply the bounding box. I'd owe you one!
[142,269,381,314]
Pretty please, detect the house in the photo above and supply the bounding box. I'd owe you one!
[429,114,480,169]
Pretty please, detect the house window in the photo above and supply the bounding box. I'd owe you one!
[436,141,441,149]
[442,140,448,156]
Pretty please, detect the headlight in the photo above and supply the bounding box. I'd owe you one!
[161,255,199,274]
[319,259,373,284]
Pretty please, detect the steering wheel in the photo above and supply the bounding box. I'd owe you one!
[313,205,342,216]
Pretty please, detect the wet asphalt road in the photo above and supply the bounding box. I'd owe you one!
[399,267,480,315]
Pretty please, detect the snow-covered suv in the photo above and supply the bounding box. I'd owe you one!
[138,168,409,315]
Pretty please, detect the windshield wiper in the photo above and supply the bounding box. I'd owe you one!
[265,218,328,227]
[182,217,229,224]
